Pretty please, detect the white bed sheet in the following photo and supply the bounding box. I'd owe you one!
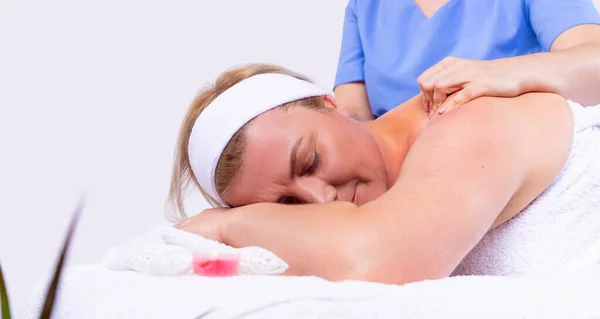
[17,264,600,319]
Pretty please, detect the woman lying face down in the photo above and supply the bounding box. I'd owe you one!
[217,93,390,207]
[171,64,396,209]
[168,63,597,284]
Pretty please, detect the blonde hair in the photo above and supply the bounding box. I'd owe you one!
[167,63,326,221]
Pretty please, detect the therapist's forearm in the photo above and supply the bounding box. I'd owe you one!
[334,82,375,120]
[516,43,600,106]
[346,105,375,121]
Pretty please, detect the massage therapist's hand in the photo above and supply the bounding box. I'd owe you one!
[418,57,526,115]
[175,207,232,243]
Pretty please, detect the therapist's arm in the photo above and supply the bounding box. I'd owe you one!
[421,0,600,113]
[334,0,375,121]
[421,25,600,113]
[334,82,374,120]
[518,24,600,106]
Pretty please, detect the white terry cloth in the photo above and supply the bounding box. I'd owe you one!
[454,101,600,276]
[101,226,288,276]
[17,264,600,319]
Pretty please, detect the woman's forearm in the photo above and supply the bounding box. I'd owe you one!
[516,43,600,106]
[222,201,373,280]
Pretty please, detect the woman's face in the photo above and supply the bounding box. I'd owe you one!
[222,97,390,207]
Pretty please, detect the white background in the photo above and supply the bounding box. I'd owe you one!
[1,0,600,307]
[0,0,348,306]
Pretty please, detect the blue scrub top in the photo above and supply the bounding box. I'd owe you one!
[334,0,600,117]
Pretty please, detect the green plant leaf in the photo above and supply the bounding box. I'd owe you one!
[0,263,11,319]
[39,197,85,319]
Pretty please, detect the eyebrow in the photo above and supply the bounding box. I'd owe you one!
[289,136,303,179]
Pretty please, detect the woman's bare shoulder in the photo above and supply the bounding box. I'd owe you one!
[464,93,570,116]
[390,91,573,224]
[424,93,571,144]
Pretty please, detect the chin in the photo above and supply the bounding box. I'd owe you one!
[368,187,388,205]
[357,188,385,207]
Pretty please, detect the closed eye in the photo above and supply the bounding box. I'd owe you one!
[306,151,321,175]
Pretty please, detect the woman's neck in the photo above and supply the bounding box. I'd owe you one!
[364,94,430,187]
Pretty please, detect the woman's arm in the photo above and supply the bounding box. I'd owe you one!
[183,93,573,284]
[222,201,365,279]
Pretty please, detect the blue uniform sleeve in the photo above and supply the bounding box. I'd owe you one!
[334,0,365,89]
[524,0,600,51]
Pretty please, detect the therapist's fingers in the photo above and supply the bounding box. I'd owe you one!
[418,60,449,111]
[438,84,484,114]
[424,69,467,112]
[430,84,465,113]
[420,64,472,111]
[432,89,447,110]
[428,71,466,108]
[418,80,435,112]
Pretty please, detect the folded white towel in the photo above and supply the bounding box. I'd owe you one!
[101,226,288,276]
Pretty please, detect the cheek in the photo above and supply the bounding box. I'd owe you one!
[322,131,381,181]
[345,130,388,187]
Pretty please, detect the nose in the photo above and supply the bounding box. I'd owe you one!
[293,176,337,203]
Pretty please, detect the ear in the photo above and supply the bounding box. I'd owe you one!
[322,95,350,117]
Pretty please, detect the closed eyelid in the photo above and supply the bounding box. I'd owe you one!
[301,147,312,174]
[308,152,321,174]
[290,136,303,179]
[302,133,319,174]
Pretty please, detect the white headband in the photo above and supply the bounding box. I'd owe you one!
[187,73,328,206]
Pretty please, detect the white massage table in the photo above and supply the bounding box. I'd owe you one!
[17,263,600,319]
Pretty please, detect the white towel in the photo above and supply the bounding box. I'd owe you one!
[101,226,288,276]
[17,264,600,319]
